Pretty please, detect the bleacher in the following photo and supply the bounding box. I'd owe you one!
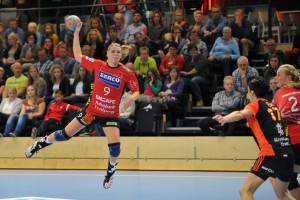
[0,1,297,138]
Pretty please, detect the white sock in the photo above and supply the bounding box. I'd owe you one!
[45,137,52,144]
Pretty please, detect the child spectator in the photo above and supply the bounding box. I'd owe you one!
[31,90,81,138]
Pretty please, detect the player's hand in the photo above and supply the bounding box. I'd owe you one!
[212,115,226,126]
[121,96,133,112]
[281,107,291,118]
[74,22,82,34]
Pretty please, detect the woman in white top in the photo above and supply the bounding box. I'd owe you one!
[0,86,22,136]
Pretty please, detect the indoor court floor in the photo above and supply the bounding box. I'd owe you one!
[0,170,276,200]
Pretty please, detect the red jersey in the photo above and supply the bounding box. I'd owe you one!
[81,56,139,118]
[45,102,81,123]
[273,86,300,144]
[245,99,292,157]
[159,55,184,75]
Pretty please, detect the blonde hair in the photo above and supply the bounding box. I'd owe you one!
[278,64,300,88]
[28,65,41,85]
[0,67,4,74]
[86,28,103,43]
[26,85,38,103]
[7,86,17,94]
[8,32,20,47]
[50,64,65,83]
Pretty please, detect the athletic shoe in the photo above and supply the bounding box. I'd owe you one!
[31,127,38,139]
[9,132,16,137]
[0,133,3,137]
[103,162,118,189]
[25,136,51,158]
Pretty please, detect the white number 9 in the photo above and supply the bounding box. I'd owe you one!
[104,87,110,95]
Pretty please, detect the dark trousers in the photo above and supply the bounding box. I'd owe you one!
[197,116,237,136]
[36,118,61,136]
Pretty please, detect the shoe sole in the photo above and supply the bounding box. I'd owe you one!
[103,176,114,189]
[25,146,34,158]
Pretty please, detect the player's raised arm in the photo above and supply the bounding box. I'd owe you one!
[73,22,83,63]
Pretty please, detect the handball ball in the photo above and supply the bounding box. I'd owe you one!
[65,15,81,31]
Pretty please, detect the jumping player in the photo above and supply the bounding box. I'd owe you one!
[274,64,300,198]
[213,77,295,200]
[25,22,140,189]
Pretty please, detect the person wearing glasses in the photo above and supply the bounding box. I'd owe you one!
[201,5,228,48]
[263,38,286,65]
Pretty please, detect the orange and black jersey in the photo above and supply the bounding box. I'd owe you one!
[245,98,293,157]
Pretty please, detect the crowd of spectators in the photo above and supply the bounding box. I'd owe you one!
[0,3,299,137]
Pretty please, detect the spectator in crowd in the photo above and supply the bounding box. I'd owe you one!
[85,28,104,59]
[171,27,185,53]
[124,10,147,44]
[230,9,255,57]
[232,56,259,95]
[103,27,123,55]
[53,46,76,77]
[20,33,39,72]
[265,76,278,102]
[197,76,241,136]
[105,13,126,43]
[159,42,184,82]
[188,10,205,34]
[263,54,282,82]
[157,32,172,58]
[0,67,6,98]
[148,10,167,51]
[117,0,136,27]
[120,43,137,64]
[71,44,91,78]
[3,18,25,48]
[170,9,189,38]
[180,28,208,57]
[42,23,59,46]
[158,66,184,124]
[65,66,92,104]
[3,85,46,137]
[134,47,157,78]
[2,32,22,77]
[54,33,74,59]
[208,26,240,78]
[263,38,286,65]
[43,37,55,60]
[180,44,210,107]
[0,86,23,136]
[27,22,42,47]
[31,90,81,138]
[84,16,107,43]
[28,65,47,98]
[201,5,228,47]
[137,68,162,103]
[2,62,28,99]
[285,31,300,68]
[45,64,71,103]
[133,32,150,55]
[35,47,54,78]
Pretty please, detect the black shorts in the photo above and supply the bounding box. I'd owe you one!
[76,107,120,128]
[291,143,300,165]
[250,154,294,182]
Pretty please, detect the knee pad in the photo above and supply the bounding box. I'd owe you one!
[54,129,71,142]
[108,143,121,158]
[288,173,300,191]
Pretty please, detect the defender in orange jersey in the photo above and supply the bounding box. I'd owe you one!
[214,77,294,200]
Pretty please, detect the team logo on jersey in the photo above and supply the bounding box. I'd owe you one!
[98,71,121,88]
